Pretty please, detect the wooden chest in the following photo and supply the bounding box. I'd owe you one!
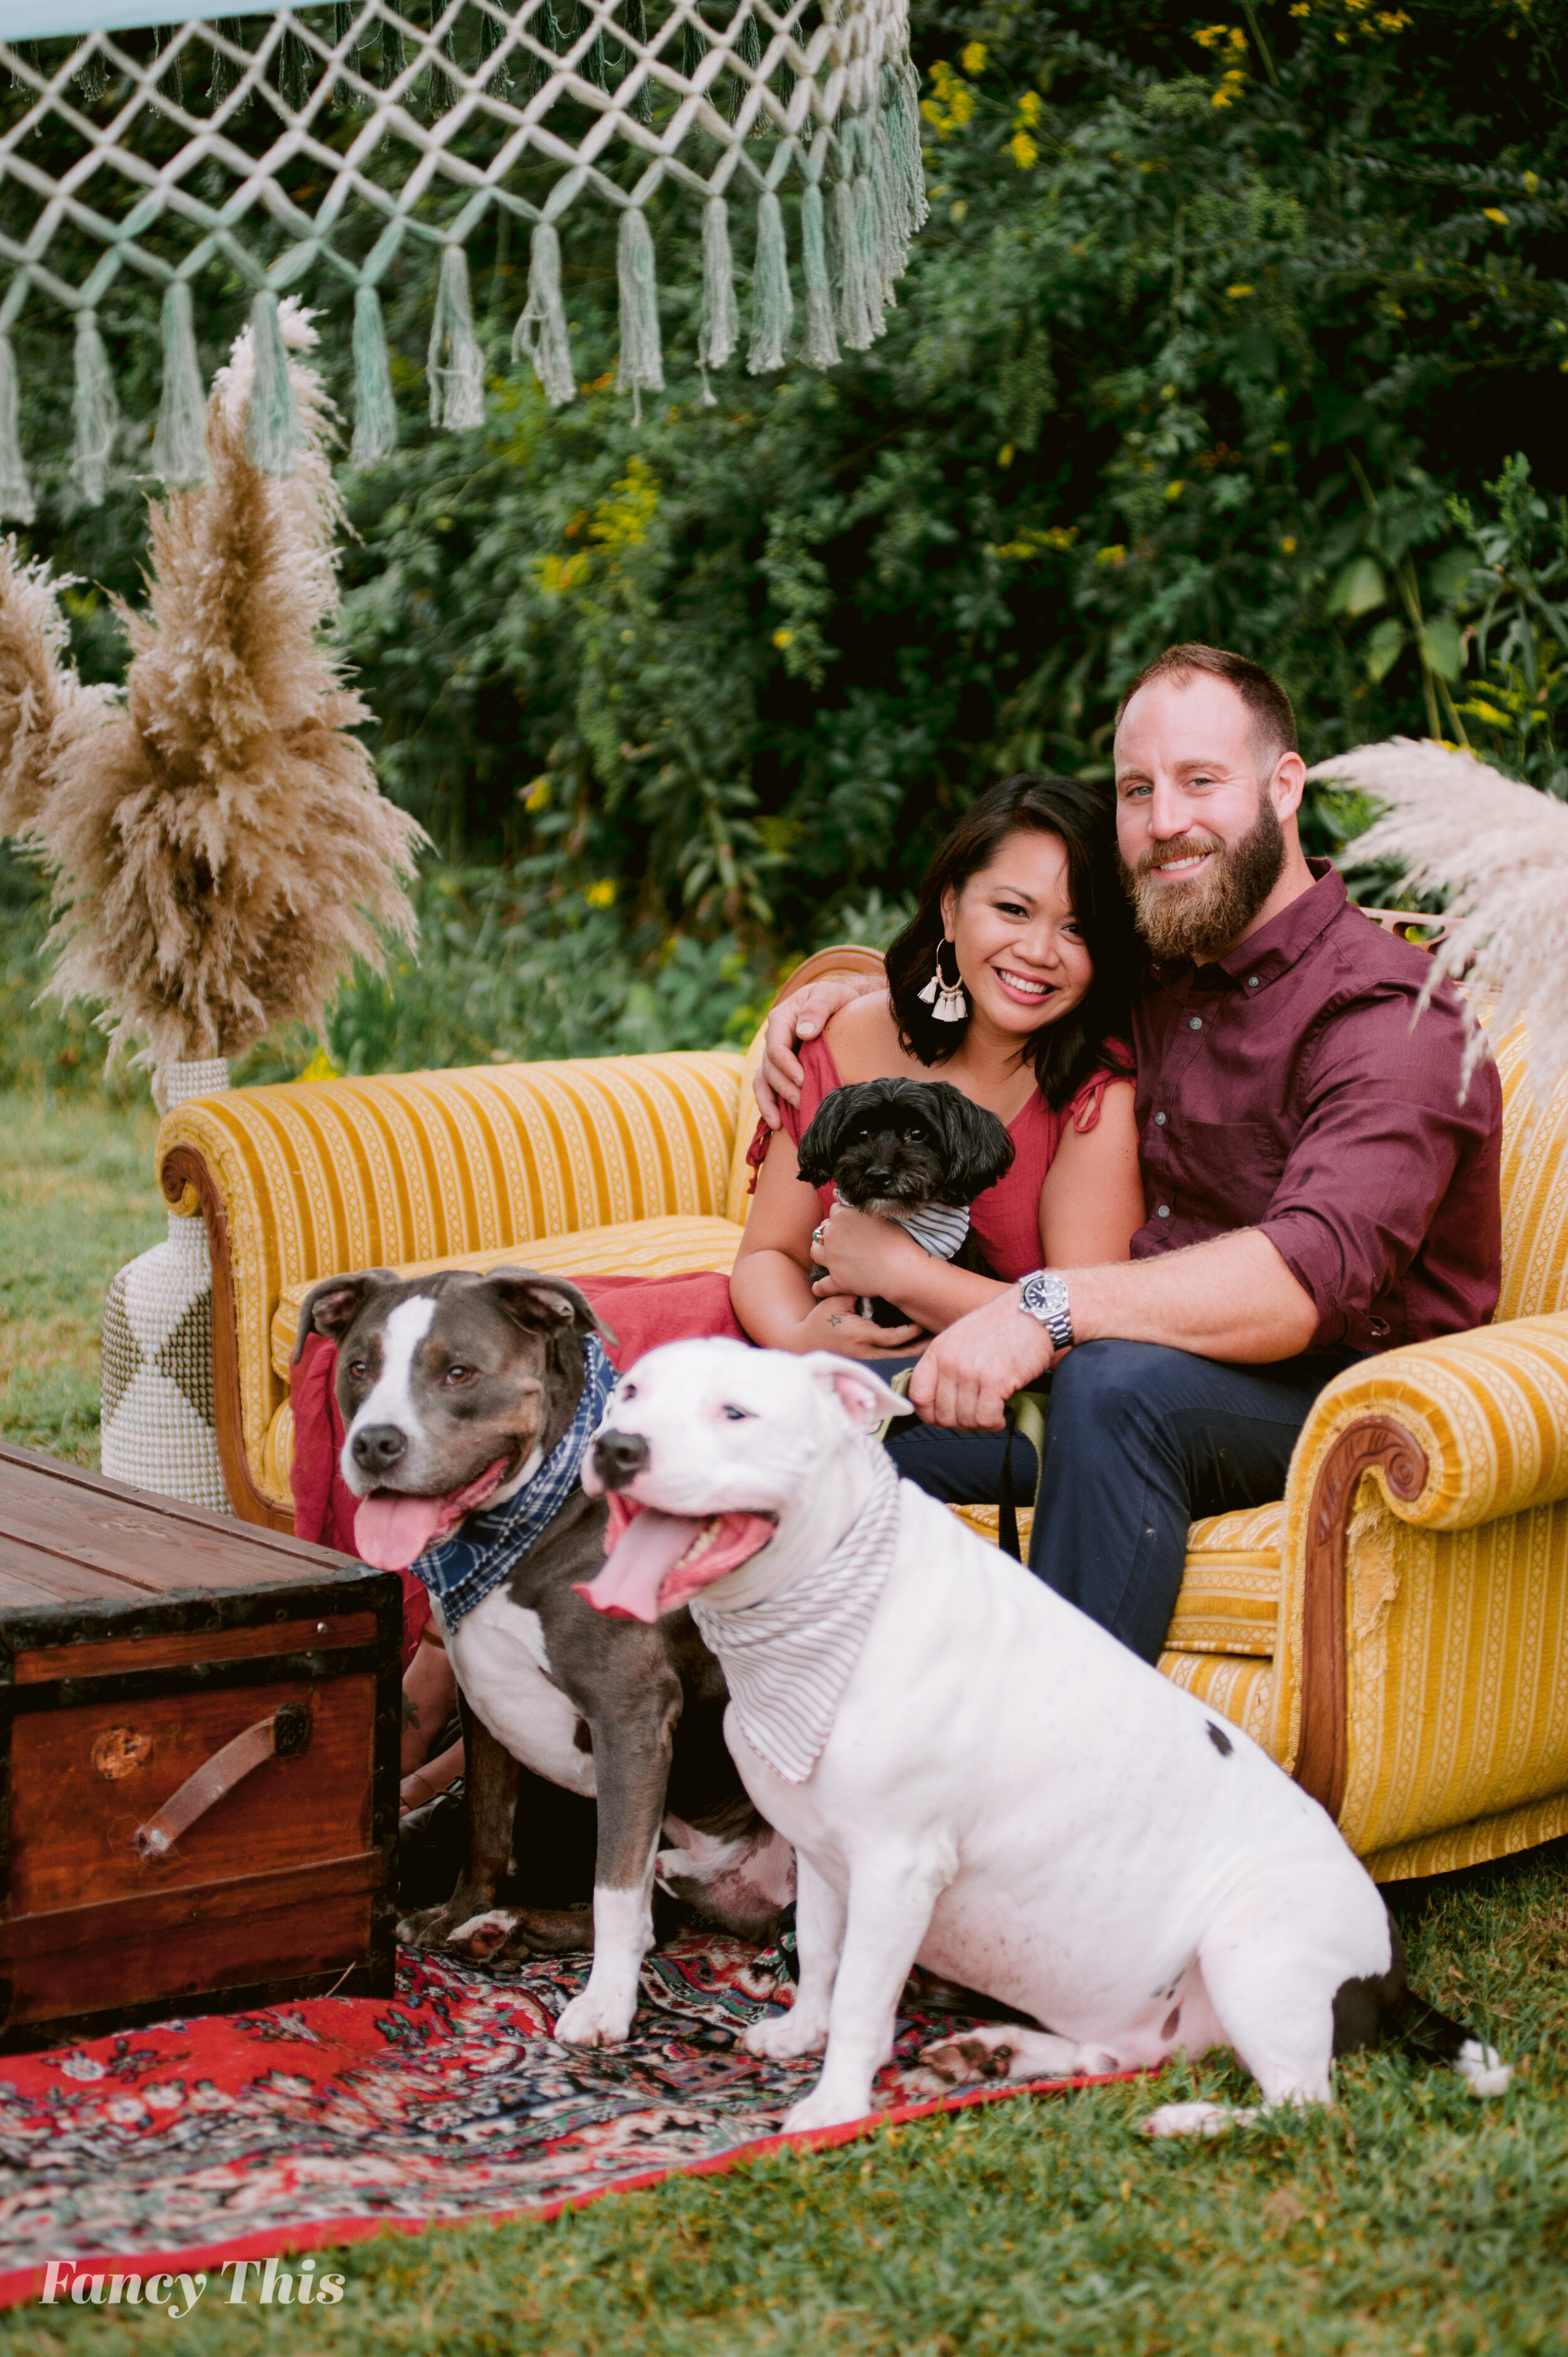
[0,1443,401,2048]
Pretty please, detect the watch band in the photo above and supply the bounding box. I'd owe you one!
[1018,1270,1074,1351]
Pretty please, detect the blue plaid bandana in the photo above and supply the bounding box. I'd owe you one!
[410,1332,617,1631]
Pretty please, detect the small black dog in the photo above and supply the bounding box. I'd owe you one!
[796,1078,1015,1328]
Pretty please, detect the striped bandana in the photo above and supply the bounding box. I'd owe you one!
[889,1200,972,1261]
[411,1333,617,1631]
[691,1444,903,1784]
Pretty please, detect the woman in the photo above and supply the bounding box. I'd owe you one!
[732,772,1145,1361]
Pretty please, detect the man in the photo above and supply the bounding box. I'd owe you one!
[756,644,1502,1663]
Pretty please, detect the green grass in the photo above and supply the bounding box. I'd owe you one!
[0,1090,162,1466]
[0,1088,1565,2354]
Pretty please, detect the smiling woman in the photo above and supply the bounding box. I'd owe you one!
[731,773,1145,1361]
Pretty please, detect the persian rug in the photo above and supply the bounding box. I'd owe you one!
[0,1932,1131,2308]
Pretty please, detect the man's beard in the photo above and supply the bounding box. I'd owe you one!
[1125,792,1286,964]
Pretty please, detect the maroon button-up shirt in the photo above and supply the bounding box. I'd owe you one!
[1130,861,1502,1356]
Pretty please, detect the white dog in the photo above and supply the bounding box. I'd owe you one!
[578,1339,1509,2136]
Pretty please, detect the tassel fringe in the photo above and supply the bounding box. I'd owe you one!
[72,309,119,507]
[800,180,839,368]
[351,283,398,464]
[245,289,305,477]
[151,282,209,489]
[0,337,34,524]
[746,191,792,375]
[514,223,576,408]
[428,245,486,430]
[615,209,664,403]
[699,196,739,375]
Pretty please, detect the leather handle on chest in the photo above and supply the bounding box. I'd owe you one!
[132,1700,313,1862]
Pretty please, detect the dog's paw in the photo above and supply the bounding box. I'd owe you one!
[1454,2040,1512,2098]
[1140,2100,1254,2139]
[743,2009,827,2062]
[918,2032,1017,2088]
[554,1988,636,2048]
[781,2083,872,2135]
[397,1895,500,1953]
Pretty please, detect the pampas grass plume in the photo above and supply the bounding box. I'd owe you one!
[1308,737,1568,1104]
[4,302,427,1079]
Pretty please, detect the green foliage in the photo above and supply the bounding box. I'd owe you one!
[6,0,1568,1035]
[236,866,769,1085]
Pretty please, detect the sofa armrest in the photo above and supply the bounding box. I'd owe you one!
[1274,1313,1568,1814]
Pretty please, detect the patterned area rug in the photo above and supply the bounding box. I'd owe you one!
[0,1934,1128,2306]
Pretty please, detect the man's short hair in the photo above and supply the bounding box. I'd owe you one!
[1115,643,1298,765]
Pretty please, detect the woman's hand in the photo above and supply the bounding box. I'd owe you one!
[788,1292,923,1358]
[809,1201,931,1309]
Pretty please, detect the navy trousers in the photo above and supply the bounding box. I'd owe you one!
[884,1341,1354,1665]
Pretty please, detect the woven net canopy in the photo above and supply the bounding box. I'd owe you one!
[0,1,926,516]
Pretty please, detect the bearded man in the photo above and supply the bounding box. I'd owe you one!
[756,642,1503,1662]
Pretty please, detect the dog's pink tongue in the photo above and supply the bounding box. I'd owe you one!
[576,1508,775,1623]
[577,1509,704,1623]
[354,1459,507,1573]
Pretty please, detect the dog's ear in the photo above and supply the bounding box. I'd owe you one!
[485,1269,618,1350]
[795,1087,857,1188]
[291,1270,398,1365]
[798,1351,915,1434]
[931,1086,1016,1203]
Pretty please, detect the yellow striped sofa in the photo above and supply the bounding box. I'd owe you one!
[156,968,1568,1886]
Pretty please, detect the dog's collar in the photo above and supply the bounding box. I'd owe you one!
[401,1333,616,1630]
[690,1445,903,1784]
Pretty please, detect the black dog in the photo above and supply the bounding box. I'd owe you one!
[796,1078,1015,1329]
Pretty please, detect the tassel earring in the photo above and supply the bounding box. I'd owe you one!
[918,939,968,1024]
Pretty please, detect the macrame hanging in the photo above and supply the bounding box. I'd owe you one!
[0,1,926,515]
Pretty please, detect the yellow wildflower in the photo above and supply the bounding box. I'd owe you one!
[1009,130,1039,169]
[960,40,987,73]
[1280,536,1298,554]
[1192,24,1230,48]
[583,881,617,910]
[1017,90,1044,123]
[1096,545,1128,567]
[1165,479,1185,501]
[523,775,551,813]
[1226,282,1254,298]
[772,627,793,648]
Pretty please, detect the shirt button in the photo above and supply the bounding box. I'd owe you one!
[1246,975,1260,990]
[1189,1015,1203,1031]
[1157,1203,1172,1219]
[1153,1112,1167,1127]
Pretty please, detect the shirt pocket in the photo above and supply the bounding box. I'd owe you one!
[1167,1118,1287,1231]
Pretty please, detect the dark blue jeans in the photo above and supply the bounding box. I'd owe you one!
[884,1341,1354,1665]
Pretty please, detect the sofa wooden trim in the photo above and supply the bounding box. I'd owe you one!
[1295,1415,1429,1819]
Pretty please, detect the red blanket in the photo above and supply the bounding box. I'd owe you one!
[290,1272,745,1656]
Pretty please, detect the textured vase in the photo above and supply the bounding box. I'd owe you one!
[100,1058,232,1514]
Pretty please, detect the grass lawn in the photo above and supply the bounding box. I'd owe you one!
[0,1087,1564,2354]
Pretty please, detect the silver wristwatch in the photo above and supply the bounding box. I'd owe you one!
[1017,1270,1074,1351]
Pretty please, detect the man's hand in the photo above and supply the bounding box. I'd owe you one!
[754,972,882,1125]
[909,1285,1054,1432]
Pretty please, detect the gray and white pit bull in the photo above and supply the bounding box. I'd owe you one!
[578,1339,1511,2135]
[293,1269,792,2047]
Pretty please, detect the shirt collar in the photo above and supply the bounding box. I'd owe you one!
[1148,859,1347,994]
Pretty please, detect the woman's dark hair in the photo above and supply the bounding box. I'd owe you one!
[884,774,1138,1112]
